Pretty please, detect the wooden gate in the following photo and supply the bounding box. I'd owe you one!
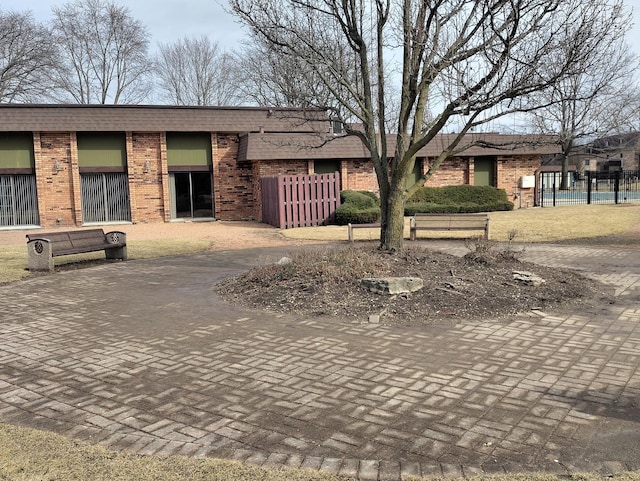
[261,173,341,228]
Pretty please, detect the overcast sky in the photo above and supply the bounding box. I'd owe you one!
[7,0,640,69]
[9,0,249,52]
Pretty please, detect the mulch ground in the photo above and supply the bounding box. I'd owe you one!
[218,243,613,326]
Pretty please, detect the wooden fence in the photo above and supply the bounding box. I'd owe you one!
[261,173,341,229]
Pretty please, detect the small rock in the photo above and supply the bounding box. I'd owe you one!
[276,257,293,266]
[368,314,380,324]
[512,270,545,287]
[358,277,424,295]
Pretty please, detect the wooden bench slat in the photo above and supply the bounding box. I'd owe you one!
[410,213,489,240]
[53,243,123,257]
[347,214,490,242]
[347,222,381,242]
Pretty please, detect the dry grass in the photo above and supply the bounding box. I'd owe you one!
[0,423,638,481]
[1,204,638,285]
[0,423,346,481]
[281,204,640,243]
[0,239,211,285]
[487,204,640,242]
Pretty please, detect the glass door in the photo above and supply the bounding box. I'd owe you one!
[169,172,213,219]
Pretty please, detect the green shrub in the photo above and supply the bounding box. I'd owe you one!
[335,190,381,225]
[406,187,449,204]
[404,201,513,215]
[408,185,510,204]
[406,185,513,213]
[335,204,380,225]
[340,190,379,208]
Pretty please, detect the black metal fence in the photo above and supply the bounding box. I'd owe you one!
[539,170,640,206]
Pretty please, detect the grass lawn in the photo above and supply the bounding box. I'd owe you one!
[282,204,640,243]
[2,204,639,284]
[0,238,212,284]
[1,422,639,481]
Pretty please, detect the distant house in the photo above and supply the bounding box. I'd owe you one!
[551,133,640,175]
[0,104,558,229]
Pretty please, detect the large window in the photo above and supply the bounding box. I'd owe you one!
[166,133,214,220]
[0,175,39,227]
[0,133,39,227]
[80,173,131,223]
[77,132,131,224]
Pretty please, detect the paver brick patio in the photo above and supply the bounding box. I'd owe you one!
[1,242,640,479]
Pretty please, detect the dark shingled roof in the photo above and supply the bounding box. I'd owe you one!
[239,132,560,161]
[0,104,327,133]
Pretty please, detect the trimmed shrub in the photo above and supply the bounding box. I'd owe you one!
[406,185,513,214]
[340,190,379,208]
[335,205,381,225]
[408,185,510,204]
[404,201,514,215]
[335,190,381,225]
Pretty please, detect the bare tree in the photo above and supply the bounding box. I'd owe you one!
[524,1,639,188]
[0,10,58,102]
[155,36,240,106]
[236,36,349,108]
[231,0,630,251]
[51,0,152,104]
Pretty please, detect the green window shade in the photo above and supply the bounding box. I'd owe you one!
[0,133,34,169]
[77,133,126,168]
[314,160,340,174]
[166,133,212,167]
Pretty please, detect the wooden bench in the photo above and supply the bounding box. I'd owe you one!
[410,213,490,240]
[26,228,127,272]
[347,222,381,242]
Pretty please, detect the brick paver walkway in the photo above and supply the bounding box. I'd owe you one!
[1,242,640,479]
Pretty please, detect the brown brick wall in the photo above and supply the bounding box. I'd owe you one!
[497,155,539,208]
[27,132,543,229]
[213,134,254,220]
[342,159,378,193]
[426,157,470,186]
[35,132,77,227]
[327,156,476,193]
[346,155,540,207]
[128,132,165,223]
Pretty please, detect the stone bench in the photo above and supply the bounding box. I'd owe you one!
[26,228,127,272]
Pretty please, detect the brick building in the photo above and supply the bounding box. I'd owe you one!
[0,104,556,229]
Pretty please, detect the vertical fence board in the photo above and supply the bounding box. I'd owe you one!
[260,173,341,228]
[309,175,318,226]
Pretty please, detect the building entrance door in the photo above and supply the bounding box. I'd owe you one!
[169,172,213,219]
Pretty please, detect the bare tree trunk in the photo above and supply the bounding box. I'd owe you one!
[381,187,405,252]
[560,153,570,190]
